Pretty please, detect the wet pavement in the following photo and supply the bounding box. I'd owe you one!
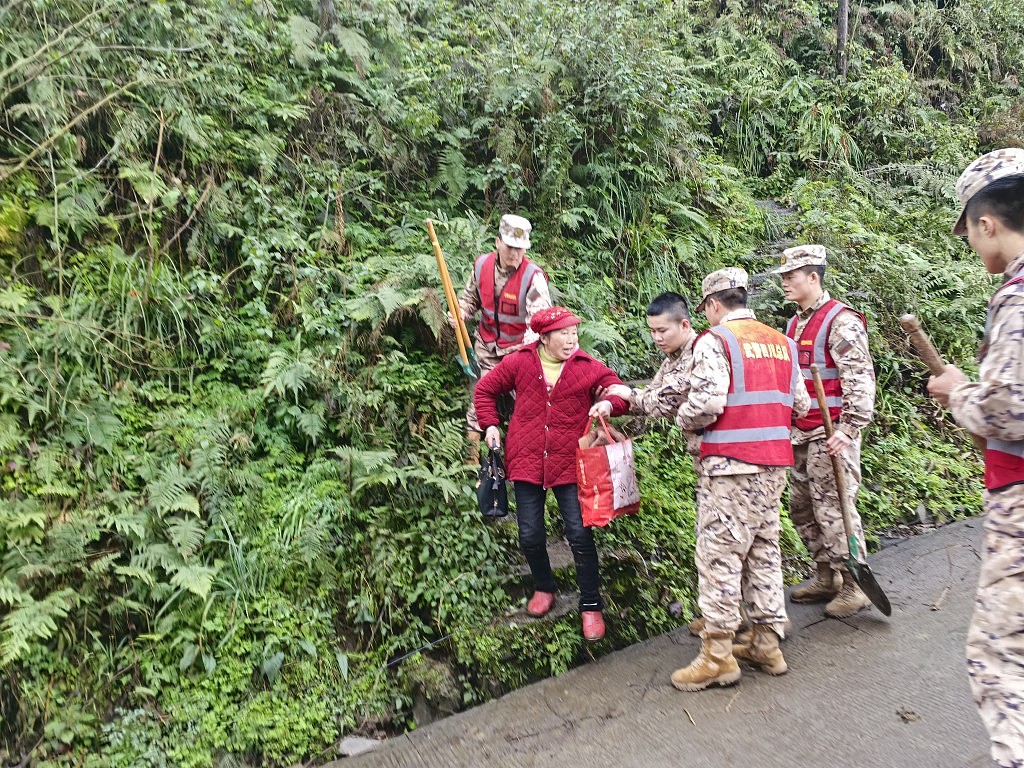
[337,519,991,768]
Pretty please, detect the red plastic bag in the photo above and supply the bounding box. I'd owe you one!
[576,414,641,528]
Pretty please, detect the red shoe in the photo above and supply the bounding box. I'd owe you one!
[526,591,556,617]
[582,611,605,641]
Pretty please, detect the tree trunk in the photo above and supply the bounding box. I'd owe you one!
[836,0,849,79]
[318,0,338,37]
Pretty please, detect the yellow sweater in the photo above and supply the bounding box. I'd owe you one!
[537,346,564,389]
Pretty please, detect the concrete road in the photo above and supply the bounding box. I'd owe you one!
[339,519,991,768]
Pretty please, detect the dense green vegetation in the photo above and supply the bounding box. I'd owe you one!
[1,0,1020,763]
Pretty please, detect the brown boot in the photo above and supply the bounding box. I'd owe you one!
[689,616,759,644]
[466,431,481,466]
[790,562,841,604]
[692,618,757,651]
[825,570,872,618]
[692,618,786,647]
[732,624,788,676]
[671,630,741,692]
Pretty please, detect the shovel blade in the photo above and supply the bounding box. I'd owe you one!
[466,349,481,378]
[845,556,892,616]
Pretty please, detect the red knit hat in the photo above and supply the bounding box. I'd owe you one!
[530,306,582,334]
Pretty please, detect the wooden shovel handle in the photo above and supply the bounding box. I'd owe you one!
[809,365,863,561]
[899,314,947,376]
[425,219,471,365]
[899,314,986,452]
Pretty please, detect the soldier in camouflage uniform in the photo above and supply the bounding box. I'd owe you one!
[454,214,552,459]
[672,268,809,692]
[773,245,877,618]
[928,148,1024,768]
[599,291,696,420]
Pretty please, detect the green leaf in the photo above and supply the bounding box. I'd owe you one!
[179,642,198,671]
[167,516,206,557]
[335,26,370,76]
[262,651,285,685]
[287,14,319,67]
[169,563,217,599]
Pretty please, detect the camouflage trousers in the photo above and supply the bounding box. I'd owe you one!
[789,437,866,566]
[695,468,788,637]
[968,484,1024,768]
[465,338,504,433]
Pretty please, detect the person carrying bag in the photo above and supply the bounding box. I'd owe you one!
[474,306,630,642]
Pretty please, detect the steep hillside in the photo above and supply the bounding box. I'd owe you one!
[1,0,1021,764]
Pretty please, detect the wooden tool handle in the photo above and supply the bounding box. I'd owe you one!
[899,314,947,376]
[899,314,986,452]
[425,219,470,367]
[810,364,862,561]
[426,219,474,351]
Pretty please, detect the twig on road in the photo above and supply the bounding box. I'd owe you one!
[725,690,740,713]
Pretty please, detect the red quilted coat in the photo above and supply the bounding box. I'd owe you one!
[474,343,629,488]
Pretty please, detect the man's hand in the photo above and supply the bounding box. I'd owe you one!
[825,430,853,457]
[927,364,967,408]
[589,400,613,419]
[598,384,632,400]
[448,310,468,330]
[484,426,502,450]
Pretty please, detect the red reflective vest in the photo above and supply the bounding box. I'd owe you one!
[982,271,1024,491]
[700,319,801,466]
[785,299,865,431]
[475,252,545,349]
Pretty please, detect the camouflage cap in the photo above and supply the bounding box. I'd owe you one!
[695,267,748,311]
[498,214,532,249]
[772,244,827,274]
[952,148,1024,235]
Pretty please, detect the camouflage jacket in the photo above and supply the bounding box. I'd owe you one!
[949,251,1024,443]
[629,333,696,418]
[676,308,810,476]
[459,259,552,356]
[790,291,876,446]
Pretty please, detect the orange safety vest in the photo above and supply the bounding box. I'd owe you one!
[475,252,545,349]
[785,299,865,431]
[982,271,1024,491]
[700,318,801,466]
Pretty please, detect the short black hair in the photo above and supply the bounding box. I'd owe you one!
[647,292,690,322]
[798,265,826,284]
[966,175,1024,233]
[711,287,748,310]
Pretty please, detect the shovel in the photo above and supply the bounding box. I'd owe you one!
[425,219,479,379]
[810,364,892,616]
[899,314,986,452]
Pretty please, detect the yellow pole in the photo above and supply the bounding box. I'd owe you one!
[425,219,470,368]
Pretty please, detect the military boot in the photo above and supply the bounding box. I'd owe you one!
[790,562,841,604]
[670,630,741,692]
[688,616,757,645]
[732,624,788,676]
[825,570,872,618]
[465,430,482,466]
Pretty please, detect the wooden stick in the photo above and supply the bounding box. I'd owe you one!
[900,314,986,452]
[899,315,947,376]
[425,219,469,368]
[810,364,864,562]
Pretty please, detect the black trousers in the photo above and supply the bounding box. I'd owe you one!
[513,481,603,612]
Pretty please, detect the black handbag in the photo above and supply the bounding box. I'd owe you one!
[476,448,509,519]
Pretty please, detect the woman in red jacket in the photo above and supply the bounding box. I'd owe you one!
[474,306,630,641]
